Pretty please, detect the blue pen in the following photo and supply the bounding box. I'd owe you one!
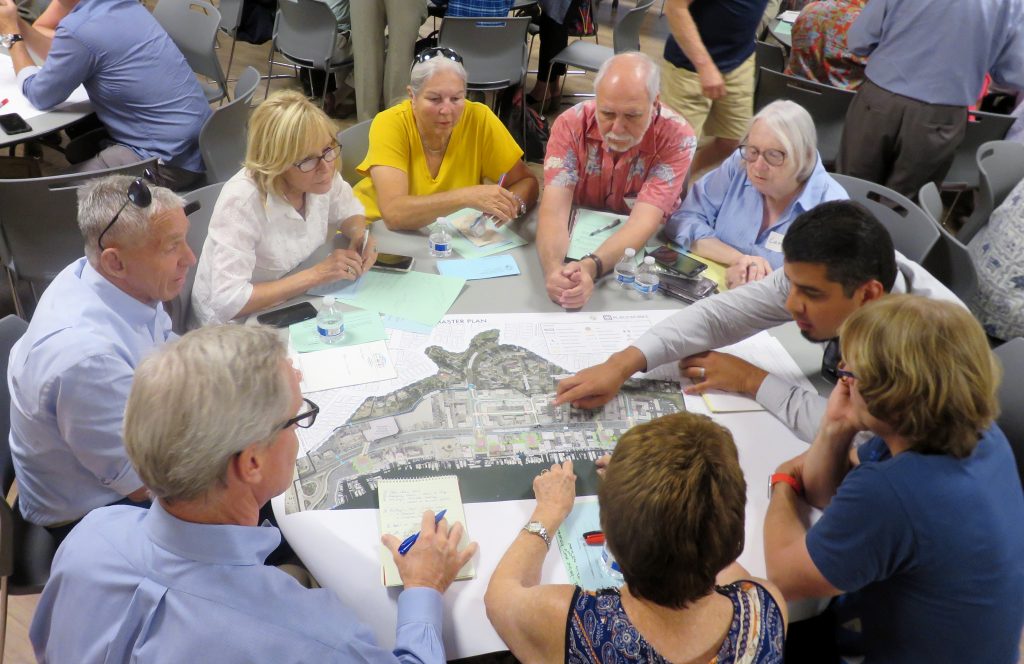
[398,509,447,556]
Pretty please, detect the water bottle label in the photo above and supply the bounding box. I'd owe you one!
[317,322,344,338]
[615,273,635,285]
[431,241,449,253]
[635,281,658,294]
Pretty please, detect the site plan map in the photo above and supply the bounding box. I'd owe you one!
[285,310,685,513]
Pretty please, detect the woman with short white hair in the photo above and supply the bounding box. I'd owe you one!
[353,47,539,230]
[666,100,848,288]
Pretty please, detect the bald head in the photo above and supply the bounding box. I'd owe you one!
[594,52,659,104]
[592,52,660,153]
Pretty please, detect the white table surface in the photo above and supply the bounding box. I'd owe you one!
[0,51,93,148]
[271,210,829,658]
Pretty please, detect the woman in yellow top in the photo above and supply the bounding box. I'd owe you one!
[353,47,540,231]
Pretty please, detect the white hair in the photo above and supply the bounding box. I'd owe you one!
[409,56,468,95]
[78,175,184,265]
[124,325,292,503]
[594,51,659,102]
[745,100,818,182]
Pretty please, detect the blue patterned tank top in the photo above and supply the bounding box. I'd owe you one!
[565,580,785,663]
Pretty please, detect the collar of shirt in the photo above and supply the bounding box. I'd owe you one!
[143,500,282,566]
[79,259,164,329]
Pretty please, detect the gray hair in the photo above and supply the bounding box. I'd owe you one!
[594,51,659,103]
[409,56,468,95]
[744,100,818,182]
[124,325,292,503]
[78,175,185,265]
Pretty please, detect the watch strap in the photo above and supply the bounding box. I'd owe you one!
[522,521,551,549]
[768,472,803,497]
[582,253,604,279]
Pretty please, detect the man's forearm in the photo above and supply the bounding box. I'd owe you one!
[593,208,661,276]
[665,0,715,71]
[764,484,809,593]
[802,423,855,509]
[536,213,571,276]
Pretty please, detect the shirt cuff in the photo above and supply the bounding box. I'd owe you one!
[17,65,40,89]
[396,586,444,635]
[629,337,662,373]
[106,461,144,497]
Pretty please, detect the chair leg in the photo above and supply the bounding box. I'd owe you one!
[4,269,23,320]
[540,61,556,119]
[265,45,275,100]
[225,36,238,82]
[0,577,9,664]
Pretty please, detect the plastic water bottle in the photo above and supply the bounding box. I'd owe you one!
[316,296,345,344]
[429,217,452,257]
[601,543,624,582]
[613,248,637,289]
[634,256,660,299]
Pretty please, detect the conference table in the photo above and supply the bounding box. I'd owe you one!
[270,209,830,659]
[0,51,93,149]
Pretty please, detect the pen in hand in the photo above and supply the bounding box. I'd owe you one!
[360,226,370,257]
[398,509,447,555]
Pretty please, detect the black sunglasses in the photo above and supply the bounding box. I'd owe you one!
[97,169,155,251]
[413,46,464,68]
[280,398,319,431]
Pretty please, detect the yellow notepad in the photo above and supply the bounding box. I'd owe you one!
[377,476,475,587]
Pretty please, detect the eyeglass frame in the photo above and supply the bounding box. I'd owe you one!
[412,46,464,69]
[836,368,857,382]
[279,397,320,431]
[97,169,155,251]
[293,144,340,173]
[738,144,787,167]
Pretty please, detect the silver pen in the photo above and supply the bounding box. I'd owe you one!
[589,218,622,236]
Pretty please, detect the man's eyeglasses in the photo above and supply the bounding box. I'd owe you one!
[738,144,787,167]
[97,169,154,251]
[294,145,339,173]
[413,46,464,67]
[280,398,319,430]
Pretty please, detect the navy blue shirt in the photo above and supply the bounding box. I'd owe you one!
[663,0,768,73]
[806,426,1024,663]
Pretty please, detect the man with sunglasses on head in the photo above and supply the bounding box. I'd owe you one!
[538,52,697,310]
[555,201,960,443]
[0,0,211,190]
[8,175,195,544]
[31,325,477,663]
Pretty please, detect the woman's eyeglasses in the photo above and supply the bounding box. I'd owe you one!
[738,144,787,167]
[413,46,464,67]
[97,169,155,251]
[294,145,340,173]
[279,398,319,430]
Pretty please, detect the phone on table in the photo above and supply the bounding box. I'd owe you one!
[646,246,708,279]
[256,302,318,328]
[372,253,415,273]
[659,273,718,303]
[0,113,32,135]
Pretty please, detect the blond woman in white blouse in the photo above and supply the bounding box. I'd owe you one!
[191,90,378,326]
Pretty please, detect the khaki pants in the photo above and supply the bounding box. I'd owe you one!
[660,54,756,140]
[836,78,967,198]
[351,0,429,121]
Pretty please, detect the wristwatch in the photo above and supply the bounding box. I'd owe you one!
[511,192,527,217]
[522,521,551,550]
[1,34,23,49]
[582,253,604,279]
[768,472,803,498]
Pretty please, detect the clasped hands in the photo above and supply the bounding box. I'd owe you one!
[546,260,595,309]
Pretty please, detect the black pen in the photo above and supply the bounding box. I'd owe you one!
[589,218,622,236]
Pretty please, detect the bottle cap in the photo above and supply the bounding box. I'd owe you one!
[624,248,636,257]
[323,296,336,306]
[643,256,655,264]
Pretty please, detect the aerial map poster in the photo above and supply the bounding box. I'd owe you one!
[285,310,686,514]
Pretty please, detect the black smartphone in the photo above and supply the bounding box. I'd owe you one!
[256,302,318,328]
[0,113,32,135]
[373,253,415,272]
[646,246,708,279]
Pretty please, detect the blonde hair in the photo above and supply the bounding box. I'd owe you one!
[243,90,339,199]
[840,295,1001,457]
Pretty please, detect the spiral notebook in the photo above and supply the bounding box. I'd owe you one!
[377,475,475,587]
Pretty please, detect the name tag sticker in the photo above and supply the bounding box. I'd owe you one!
[624,196,637,210]
[766,231,785,253]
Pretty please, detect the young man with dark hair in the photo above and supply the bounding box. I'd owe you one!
[554,200,958,442]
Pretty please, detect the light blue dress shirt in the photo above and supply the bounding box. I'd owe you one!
[31,502,447,663]
[8,258,174,526]
[665,150,848,268]
[16,0,212,171]
[848,0,1024,106]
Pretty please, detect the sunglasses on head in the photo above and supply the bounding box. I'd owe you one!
[96,169,200,251]
[412,46,464,69]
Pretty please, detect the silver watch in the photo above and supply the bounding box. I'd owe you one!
[1,34,23,49]
[522,521,551,549]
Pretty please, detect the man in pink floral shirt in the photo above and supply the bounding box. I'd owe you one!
[537,52,697,309]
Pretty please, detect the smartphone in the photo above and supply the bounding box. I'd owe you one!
[256,302,318,328]
[646,246,708,279]
[373,253,415,273]
[659,273,718,303]
[0,113,32,135]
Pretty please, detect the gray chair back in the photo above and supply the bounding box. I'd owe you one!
[755,40,786,74]
[153,0,229,103]
[439,17,532,91]
[167,182,224,333]
[199,66,260,185]
[960,140,1024,243]
[0,159,158,303]
[917,182,978,302]
[754,68,856,167]
[611,0,654,53]
[337,120,372,187]
[993,337,1024,487]
[267,0,349,104]
[942,110,1015,189]
[830,173,939,263]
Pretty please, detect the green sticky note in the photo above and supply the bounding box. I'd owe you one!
[332,270,466,327]
[430,208,527,259]
[288,310,387,353]
[774,20,792,36]
[566,208,638,263]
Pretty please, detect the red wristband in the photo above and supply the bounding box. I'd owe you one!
[769,472,803,497]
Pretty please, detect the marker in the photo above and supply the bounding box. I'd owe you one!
[0,98,8,110]
[398,509,447,555]
[583,530,604,545]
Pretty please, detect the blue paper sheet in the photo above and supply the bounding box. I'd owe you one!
[436,255,520,280]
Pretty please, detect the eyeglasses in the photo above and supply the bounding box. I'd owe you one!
[836,369,857,382]
[97,169,154,251]
[738,144,787,167]
[293,145,339,173]
[413,46,464,67]
[279,397,319,431]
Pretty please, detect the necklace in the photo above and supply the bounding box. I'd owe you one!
[422,135,450,155]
